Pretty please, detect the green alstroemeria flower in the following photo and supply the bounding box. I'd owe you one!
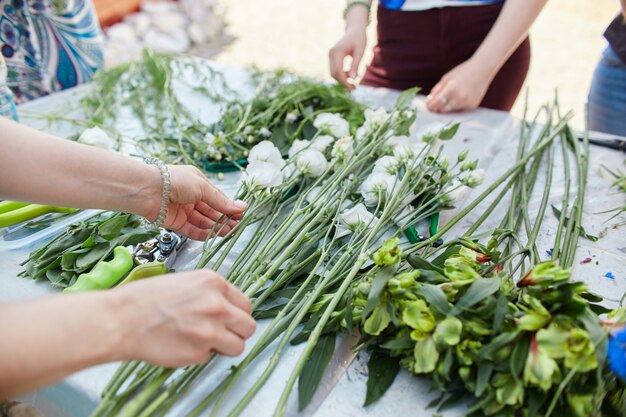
[413,336,439,374]
[492,373,525,406]
[364,303,392,336]
[564,328,598,372]
[372,237,401,266]
[518,294,551,331]
[517,261,570,287]
[396,270,420,290]
[524,335,561,391]
[433,316,463,346]
[444,263,482,288]
[402,300,436,340]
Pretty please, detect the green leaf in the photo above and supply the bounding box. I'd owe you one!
[478,331,519,361]
[394,87,420,110]
[449,277,501,316]
[298,333,336,411]
[551,205,598,241]
[379,329,413,351]
[475,362,493,397]
[413,337,439,374]
[364,304,392,336]
[363,265,396,319]
[438,123,460,140]
[492,292,509,332]
[431,245,461,268]
[510,333,531,378]
[433,316,463,346]
[415,284,450,316]
[75,243,113,271]
[364,352,400,406]
[407,255,445,275]
[97,214,131,239]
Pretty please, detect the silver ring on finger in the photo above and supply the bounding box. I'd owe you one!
[439,95,449,106]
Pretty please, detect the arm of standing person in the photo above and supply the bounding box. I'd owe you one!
[621,0,626,19]
[0,270,256,398]
[329,1,371,90]
[0,117,246,240]
[427,0,548,113]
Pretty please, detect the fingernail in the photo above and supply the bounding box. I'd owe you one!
[426,95,433,101]
[234,200,247,210]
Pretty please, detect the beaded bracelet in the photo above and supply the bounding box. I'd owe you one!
[343,1,371,24]
[144,157,170,229]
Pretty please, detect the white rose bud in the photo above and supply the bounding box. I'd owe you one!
[331,136,354,161]
[462,169,485,188]
[335,203,378,238]
[288,139,310,159]
[313,113,350,138]
[243,160,283,189]
[312,135,335,152]
[78,127,114,151]
[296,149,328,177]
[359,172,397,206]
[248,140,285,169]
[373,156,400,175]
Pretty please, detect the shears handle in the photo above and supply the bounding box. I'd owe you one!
[0,201,29,214]
[64,246,134,293]
[118,262,167,286]
[0,203,77,228]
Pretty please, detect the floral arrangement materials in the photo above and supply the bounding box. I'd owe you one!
[19,213,158,288]
[90,89,482,417]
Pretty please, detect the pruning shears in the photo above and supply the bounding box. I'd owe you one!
[0,201,77,228]
[404,213,443,247]
[64,230,187,293]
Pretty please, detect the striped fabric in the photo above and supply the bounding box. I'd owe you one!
[379,0,505,11]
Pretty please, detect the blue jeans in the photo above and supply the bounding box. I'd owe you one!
[588,46,626,136]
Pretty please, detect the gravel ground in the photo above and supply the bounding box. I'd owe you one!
[203,0,618,130]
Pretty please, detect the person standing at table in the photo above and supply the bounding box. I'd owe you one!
[588,0,626,136]
[329,0,547,113]
[0,0,103,102]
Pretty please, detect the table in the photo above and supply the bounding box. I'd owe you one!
[2,61,625,417]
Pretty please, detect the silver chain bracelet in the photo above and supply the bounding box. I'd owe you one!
[144,157,170,229]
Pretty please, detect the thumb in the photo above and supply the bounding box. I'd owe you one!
[203,182,247,216]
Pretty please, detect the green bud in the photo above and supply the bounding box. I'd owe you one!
[372,238,402,266]
[458,365,471,382]
[517,261,570,287]
[566,393,594,417]
[518,313,551,331]
[357,281,371,296]
[456,339,482,365]
[457,149,469,162]
[397,271,420,289]
[494,374,524,406]
[403,300,436,337]
[564,328,598,372]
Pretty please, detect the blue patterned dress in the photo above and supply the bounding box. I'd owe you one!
[0,0,103,102]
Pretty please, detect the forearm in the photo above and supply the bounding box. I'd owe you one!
[0,117,161,220]
[0,292,129,398]
[471,0,547,78]
[621,0,626,19]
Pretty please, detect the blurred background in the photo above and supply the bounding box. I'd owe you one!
[96,0,618,130]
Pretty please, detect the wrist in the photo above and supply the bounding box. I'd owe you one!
[345,3,369,30]
[128,161,163,222]
[103,287,140,362]
[466,54,500,82]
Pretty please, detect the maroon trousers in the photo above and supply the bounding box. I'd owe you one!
[361,4,531,111]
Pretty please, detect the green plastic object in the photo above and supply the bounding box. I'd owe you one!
[118,262,167,286]
[64,246,134,293]
[0,201,29,214]
[0,204,77,228]
[203,159,248,173]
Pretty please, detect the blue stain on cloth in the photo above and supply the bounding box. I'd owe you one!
[605,272,616,280]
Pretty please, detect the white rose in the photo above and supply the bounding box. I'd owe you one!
[359,172,398,206]
[331,136,354,161]
[243,160,283,189]
[296,149,328,177]
[288,139,311,159]
[373,156,400,175]
[78,127,114,151]
[335,203,378,238]
[312,135,334,152]
[440,183,469,208]
[363,107,389,132]
[248,140,285,169]
[313,113,350,138]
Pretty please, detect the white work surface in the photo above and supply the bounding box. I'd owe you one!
[1,62,625,417]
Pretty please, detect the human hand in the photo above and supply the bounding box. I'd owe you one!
[426,58,495,113]
[329,25,367,91]
[146,165,247,241]
[113,270,256,367]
